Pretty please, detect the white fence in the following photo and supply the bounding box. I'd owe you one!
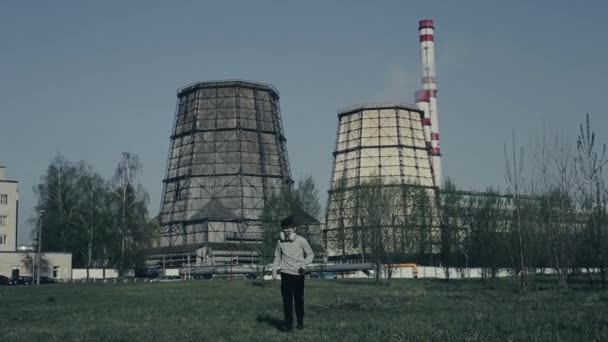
[72,268,120,280]
[340,267,566,279]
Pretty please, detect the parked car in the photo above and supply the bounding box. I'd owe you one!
[245,273,257,280]
[9,276,33,285]
[0,275,9,286]
[193,273,213,280]
[150,275,182,282]
[39,276,57,284]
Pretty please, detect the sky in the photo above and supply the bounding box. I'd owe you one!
[1,0,607,244]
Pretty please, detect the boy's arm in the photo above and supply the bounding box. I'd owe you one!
[301,238,314,269]
[272,241,281,276]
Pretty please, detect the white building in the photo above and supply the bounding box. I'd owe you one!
[0,165,19,252]
[0,165,72,280]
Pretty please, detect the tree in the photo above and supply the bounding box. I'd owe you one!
[110,153,151,275]
[469,189,507,287]
[439,179,464,281]
[505,130,530,293]
[357,177,397,285]
[32,155,84,255]
[73,168,113,276]
[531,128,577,288]
[259,187,296,276]
[294,175,323,246]
[396,184,415,254]
[259,176,323,277]
[409,187,434,264]
[21,253,50,278]
[575,114,608,288]
[458,195,476,279]
[329,174,351,256]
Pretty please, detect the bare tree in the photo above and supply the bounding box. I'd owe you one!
[111,153,150,275]
[73,168,112,277]
[410,187,434,264]
[328,174,351,257]
[505,130,529,293]
[357,177,397,285]
[439,179,463,281]
[469,189,507,287]
[575,114,608,288]
[531,128,577,288]
[21,253,50,278]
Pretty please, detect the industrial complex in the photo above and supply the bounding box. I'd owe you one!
[1,19,445,279]
[146,19,444,272]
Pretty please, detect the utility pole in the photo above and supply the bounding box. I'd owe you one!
[36,209,45,285]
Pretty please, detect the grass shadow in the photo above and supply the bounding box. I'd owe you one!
[256,314,285,331]
[249,281,266,288]
[335,279,381,286]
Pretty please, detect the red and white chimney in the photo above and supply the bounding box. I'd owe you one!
[415,19,442,187]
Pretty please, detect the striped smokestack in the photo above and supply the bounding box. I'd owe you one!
[415,19,442,187]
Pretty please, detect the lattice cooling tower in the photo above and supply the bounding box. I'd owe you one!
[158,80,292,247]
[324,103,437,256]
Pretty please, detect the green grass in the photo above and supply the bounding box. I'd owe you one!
[1,278,607,341]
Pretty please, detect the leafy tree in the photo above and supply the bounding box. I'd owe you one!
[294,175,323,246]
[32,155,84,255]
[73,168,113,274]
[258,186,296,275]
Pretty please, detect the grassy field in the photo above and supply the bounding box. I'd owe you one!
[1,278,607,342]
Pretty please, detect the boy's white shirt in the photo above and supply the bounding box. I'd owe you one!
[272,234,314,276]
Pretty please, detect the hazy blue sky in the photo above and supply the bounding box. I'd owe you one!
[2,0,607,244]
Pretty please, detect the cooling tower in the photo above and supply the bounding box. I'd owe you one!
[158,80,292,248]
[324,103,437,256]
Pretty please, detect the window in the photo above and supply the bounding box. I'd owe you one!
[0,235,6,245]
[0,216,7,226]
[0,194,7,205]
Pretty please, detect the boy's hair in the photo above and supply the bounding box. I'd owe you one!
[280,215,297,229]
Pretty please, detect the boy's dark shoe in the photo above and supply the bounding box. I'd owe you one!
[296,323,304,330]
[283,324,293,332]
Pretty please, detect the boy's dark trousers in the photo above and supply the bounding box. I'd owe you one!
[280,272,305,327]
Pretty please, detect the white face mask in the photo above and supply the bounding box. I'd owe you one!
[280,231,296,242]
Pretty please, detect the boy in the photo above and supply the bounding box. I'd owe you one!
[272,215,314,331]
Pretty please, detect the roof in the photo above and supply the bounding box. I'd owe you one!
[189,198,238,222]
[290,206,321,225]
[338,102,422,117]
[144,242,260,256]
[177,79,279,97]
[206,242,259,252]
[144,243,206,256]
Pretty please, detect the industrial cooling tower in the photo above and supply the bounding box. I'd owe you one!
[324,103,437,257]
[157,80,292,248]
